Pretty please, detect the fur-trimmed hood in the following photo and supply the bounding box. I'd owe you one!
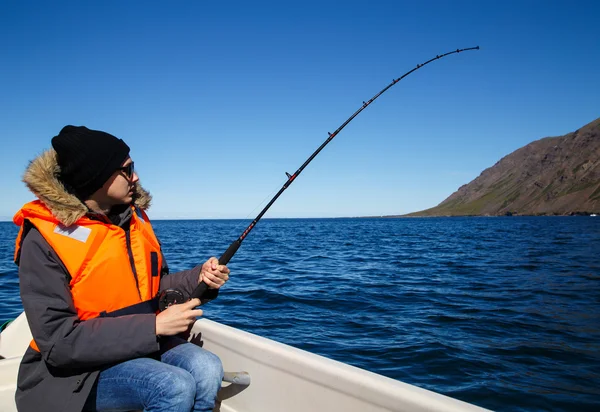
[22,149,152,226]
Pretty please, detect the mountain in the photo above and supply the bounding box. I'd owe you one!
[407,117,600,216]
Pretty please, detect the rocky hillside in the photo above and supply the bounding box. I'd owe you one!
[407,117,600,216]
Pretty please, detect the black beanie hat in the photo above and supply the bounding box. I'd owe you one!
[51,125,131,200]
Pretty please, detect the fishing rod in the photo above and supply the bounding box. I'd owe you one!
[159,46,479,310]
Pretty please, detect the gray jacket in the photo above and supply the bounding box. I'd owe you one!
[15,150,216,412]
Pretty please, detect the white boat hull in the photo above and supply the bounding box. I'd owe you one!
[0,313,490,412]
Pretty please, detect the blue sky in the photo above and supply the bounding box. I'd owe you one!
[1,1,598,220]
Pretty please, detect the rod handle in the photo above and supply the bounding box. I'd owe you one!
[219,239,241,265]
[189,240,241,301]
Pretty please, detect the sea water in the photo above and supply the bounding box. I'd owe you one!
[1,217,599,411]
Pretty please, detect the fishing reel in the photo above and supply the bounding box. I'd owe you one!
[158,288,187,311]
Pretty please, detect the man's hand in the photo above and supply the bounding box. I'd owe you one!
[200,257,230,289]
[155,298,203,336]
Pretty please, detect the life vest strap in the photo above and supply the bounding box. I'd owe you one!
[99,297,159,318]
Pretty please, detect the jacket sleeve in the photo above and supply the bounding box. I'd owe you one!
[158,253,219,303]
[18,229,160,370]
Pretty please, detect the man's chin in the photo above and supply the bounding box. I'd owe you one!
[115,195,133,206]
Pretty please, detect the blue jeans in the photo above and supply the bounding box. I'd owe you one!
[84,338,223,412]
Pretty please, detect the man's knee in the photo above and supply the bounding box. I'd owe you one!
[203,350,224,382]
[184,348,224,383]
[154,369,196,409]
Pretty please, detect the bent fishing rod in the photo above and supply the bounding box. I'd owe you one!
[159,46,479,310]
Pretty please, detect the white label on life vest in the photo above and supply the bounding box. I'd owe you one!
[54,224,92,243]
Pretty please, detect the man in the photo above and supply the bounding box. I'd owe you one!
[14,125,230,412]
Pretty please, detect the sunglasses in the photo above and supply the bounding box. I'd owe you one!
[117,162,135,179]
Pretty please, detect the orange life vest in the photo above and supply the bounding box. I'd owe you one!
[14,201,162,350]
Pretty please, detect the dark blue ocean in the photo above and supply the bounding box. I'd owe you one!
[1,217,599,411]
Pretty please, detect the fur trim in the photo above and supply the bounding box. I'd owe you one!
[23,149,152,226]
